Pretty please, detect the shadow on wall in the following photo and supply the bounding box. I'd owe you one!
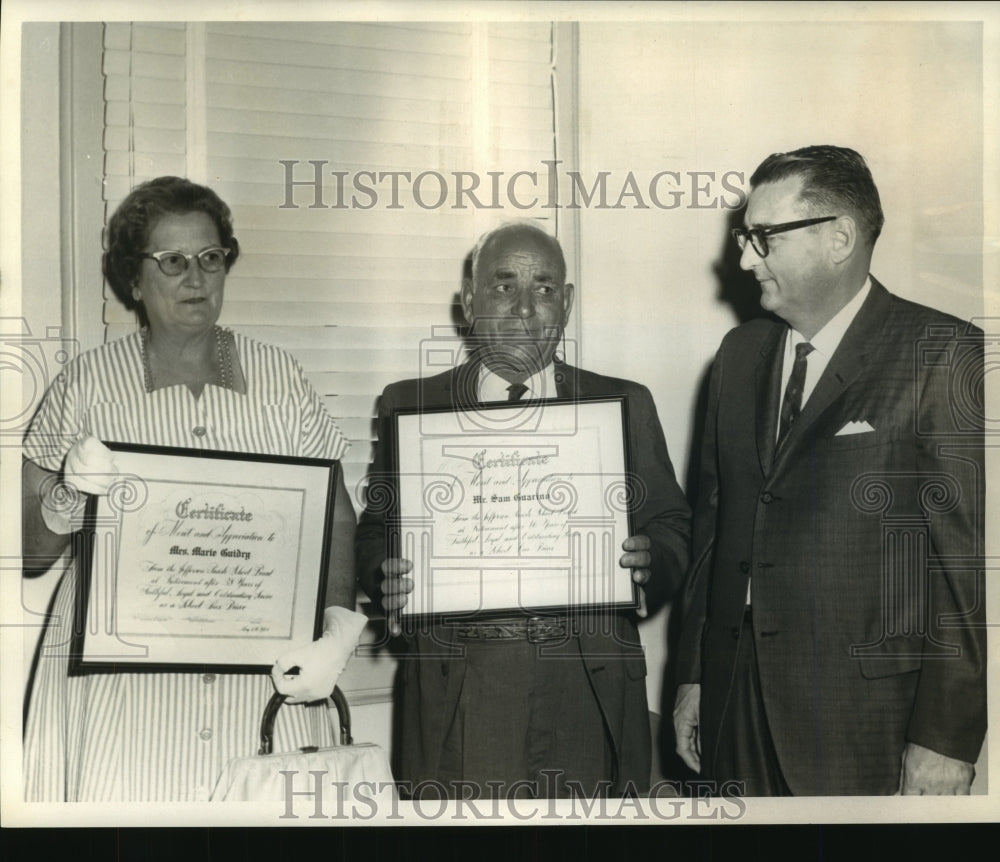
[684,205,765,498]
[656,206,766,787]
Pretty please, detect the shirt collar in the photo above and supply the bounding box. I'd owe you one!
[477,362,557,402]
[790,276,872,358]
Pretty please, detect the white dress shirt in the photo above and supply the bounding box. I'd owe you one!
[777,277,872,436]
[477,362,558,402]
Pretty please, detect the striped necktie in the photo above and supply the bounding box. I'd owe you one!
[778,342,814,444]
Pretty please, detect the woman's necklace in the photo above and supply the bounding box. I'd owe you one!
[141,325,232,392]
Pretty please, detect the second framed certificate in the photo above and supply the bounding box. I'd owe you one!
[73,444,339,672]
[391,396,636,617]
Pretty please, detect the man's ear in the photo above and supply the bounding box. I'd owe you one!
[562,283,575,323]
[460,277,475,326]
[829,216,858,264]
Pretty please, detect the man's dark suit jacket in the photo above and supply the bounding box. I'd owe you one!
[676,279,986,795]
[356,361,690,793]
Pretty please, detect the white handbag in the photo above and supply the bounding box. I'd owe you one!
[211,686,395,802]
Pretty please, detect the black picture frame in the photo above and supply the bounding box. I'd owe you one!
[389,395,637,618]
[70,443,339,673]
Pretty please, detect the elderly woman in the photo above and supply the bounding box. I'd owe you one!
[22,176,364,802]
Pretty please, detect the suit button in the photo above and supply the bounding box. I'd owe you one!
[739,561,751,573]
[730,627,740,639]
[761,491,773,503]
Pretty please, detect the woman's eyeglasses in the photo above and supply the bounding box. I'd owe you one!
[140,247,231,276]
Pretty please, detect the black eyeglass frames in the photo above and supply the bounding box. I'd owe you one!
[731,216,838,259]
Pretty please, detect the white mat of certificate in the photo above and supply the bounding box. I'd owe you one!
[394,397,635,616]
[77,446,334,669]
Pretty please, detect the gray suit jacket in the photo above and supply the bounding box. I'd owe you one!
[676,280,986,794]
[356,360,690,792]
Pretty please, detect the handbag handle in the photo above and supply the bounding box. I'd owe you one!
[258,685,353,755]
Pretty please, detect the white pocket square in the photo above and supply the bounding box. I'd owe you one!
[835,420,875,436]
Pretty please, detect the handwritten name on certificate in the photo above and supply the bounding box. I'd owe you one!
[394,399,635,616]
[116,483,301,639]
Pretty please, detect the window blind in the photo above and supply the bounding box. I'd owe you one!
[102,23,188,213]
[101,21,563,508]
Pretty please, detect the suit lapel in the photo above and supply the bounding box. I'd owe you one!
[771,280,891,467]
[555,360,578,400]
[754,325,785,476]
[442,360,481,408]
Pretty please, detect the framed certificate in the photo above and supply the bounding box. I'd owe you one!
[72,443,339,672]
[390,396,637,617]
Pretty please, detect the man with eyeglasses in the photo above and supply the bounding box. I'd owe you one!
[673,145,985,796]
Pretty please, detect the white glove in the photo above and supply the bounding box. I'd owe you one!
[271,606,367,704]
[64,436,119,496]
[40,436,119,534]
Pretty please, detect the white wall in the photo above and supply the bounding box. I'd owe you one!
[575,21,985,729]
[17,22,108,696]
[18,23,66,692]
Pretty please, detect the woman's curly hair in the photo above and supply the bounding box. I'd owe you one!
[103,176,241,315]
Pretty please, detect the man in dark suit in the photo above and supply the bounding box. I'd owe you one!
[673,145,986,796]
[356,222,690,799]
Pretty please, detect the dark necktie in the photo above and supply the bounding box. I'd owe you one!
[778,342,814,444]
[507,382,529,402]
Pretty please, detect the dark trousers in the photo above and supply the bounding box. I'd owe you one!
[711,608,791,797]
[435,638,612,799]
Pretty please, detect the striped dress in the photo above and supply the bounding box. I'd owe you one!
[23,330,349,802]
